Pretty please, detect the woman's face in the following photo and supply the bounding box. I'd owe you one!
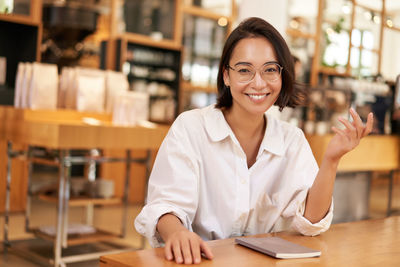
[223,37,282,117]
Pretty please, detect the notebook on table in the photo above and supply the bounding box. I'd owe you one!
[235,237,321,259]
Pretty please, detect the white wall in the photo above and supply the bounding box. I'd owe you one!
[238,0,288,39]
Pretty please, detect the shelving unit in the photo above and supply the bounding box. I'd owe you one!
[9,146,140,266]
[102,38,182,123]
[1,107,171,267]
[103,0,236,114]
[0,18,42,105]
[287,0,394,86]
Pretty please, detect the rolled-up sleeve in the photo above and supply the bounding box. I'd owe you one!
[292,197,333,236]
[134,115,200,247]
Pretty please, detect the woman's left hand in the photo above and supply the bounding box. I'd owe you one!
[325,108,373,162]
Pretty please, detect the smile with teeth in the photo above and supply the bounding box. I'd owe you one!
[246,93,270,100]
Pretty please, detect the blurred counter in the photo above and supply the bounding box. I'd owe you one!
[307,134,400,172]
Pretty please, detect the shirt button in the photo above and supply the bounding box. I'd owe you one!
[241,179,246,184]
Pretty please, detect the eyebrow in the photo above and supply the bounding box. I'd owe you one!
[234,61,280,66]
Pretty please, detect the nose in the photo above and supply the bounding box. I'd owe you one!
[251,70,267,89]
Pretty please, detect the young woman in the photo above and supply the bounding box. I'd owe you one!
[135,17,373,264]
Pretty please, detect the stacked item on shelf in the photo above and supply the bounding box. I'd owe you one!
[14,62,59,109]
[59,68,130,114]
[112,91,150,127]
[14,64,133,117]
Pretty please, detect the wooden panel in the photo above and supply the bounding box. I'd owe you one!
[307,134,400,172]
[310,0,324,86]
[101,149,157,204]
[121,33,182,51]
[22,108,112,123]
[182,5,232,23]
[38,195,122,207]
[181,81,217,93]
[0,13,40,26]
[100,216,400,267]
[6,121,169,150]
[0,140,7,212]
[0,141,28,213]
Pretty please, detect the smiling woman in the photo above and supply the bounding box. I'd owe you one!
[134,17,373,265]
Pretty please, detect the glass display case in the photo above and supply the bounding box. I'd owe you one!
[0,0,41,25]
[182,14,227,88]
[320,0,353,73]
[0,0,30,16]
[286,0,319,83]
[181,14,228,110]
[111,39,181,123]
[0,0,41,105]
[122,0,175,40]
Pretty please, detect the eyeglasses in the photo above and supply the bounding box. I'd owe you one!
[227,62,283,83]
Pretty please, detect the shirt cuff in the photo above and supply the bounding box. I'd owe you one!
[292,198,334,236]
[134,204,192,247]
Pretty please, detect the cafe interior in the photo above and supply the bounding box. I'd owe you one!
[1,0,400,266]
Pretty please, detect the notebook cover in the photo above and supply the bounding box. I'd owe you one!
[235,237,321,259]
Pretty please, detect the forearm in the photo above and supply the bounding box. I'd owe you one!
[304,156,339,223]
[156,213,187,242]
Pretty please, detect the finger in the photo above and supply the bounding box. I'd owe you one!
[361,112,374,137]
[164,241,174,261]
[338,117,357,138]
[349,108,364,137]
[189,238,201,264]
[200,240,214,260]
[331,126,347,138]
[171,241,183,264]
[180,239,193,264]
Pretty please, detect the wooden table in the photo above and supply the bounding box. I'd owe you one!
[100,216,400,267]
[1,106,170,267]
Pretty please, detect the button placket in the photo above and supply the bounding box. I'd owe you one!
[235,157,250,235]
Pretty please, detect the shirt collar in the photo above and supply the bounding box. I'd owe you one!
[203,105,233,142]
[259,113,285,156]
[203,105,285,156]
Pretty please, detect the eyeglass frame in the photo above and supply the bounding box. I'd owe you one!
[226,62,284,83]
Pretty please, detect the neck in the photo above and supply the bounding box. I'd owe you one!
[223,105,266,138]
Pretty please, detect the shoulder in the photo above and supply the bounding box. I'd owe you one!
[266,114,306,145]
[170,104,216,136]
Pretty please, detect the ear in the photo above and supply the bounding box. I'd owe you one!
[223,68,231,87]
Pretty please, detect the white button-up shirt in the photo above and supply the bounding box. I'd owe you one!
[135,105,333,247]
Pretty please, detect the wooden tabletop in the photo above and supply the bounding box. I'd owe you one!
[99,216,400,267]
[0,106,170,150]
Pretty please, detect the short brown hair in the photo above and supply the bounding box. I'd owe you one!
[216,17,304,110]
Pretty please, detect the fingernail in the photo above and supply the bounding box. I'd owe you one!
[195,258,200,264]
[177,257,182,263]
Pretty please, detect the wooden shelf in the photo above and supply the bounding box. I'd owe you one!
[286,28,316,40]
[182,5,232,23]
[38,195,122,207]
[31,157,59,166]
[386,25,400,32]
[0,13,40,26]
[181,81,217,93]
[33,228,120,246]
[318,66,350,77]
[120,32,181,51]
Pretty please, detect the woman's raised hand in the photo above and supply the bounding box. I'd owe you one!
[325,108,373,162]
